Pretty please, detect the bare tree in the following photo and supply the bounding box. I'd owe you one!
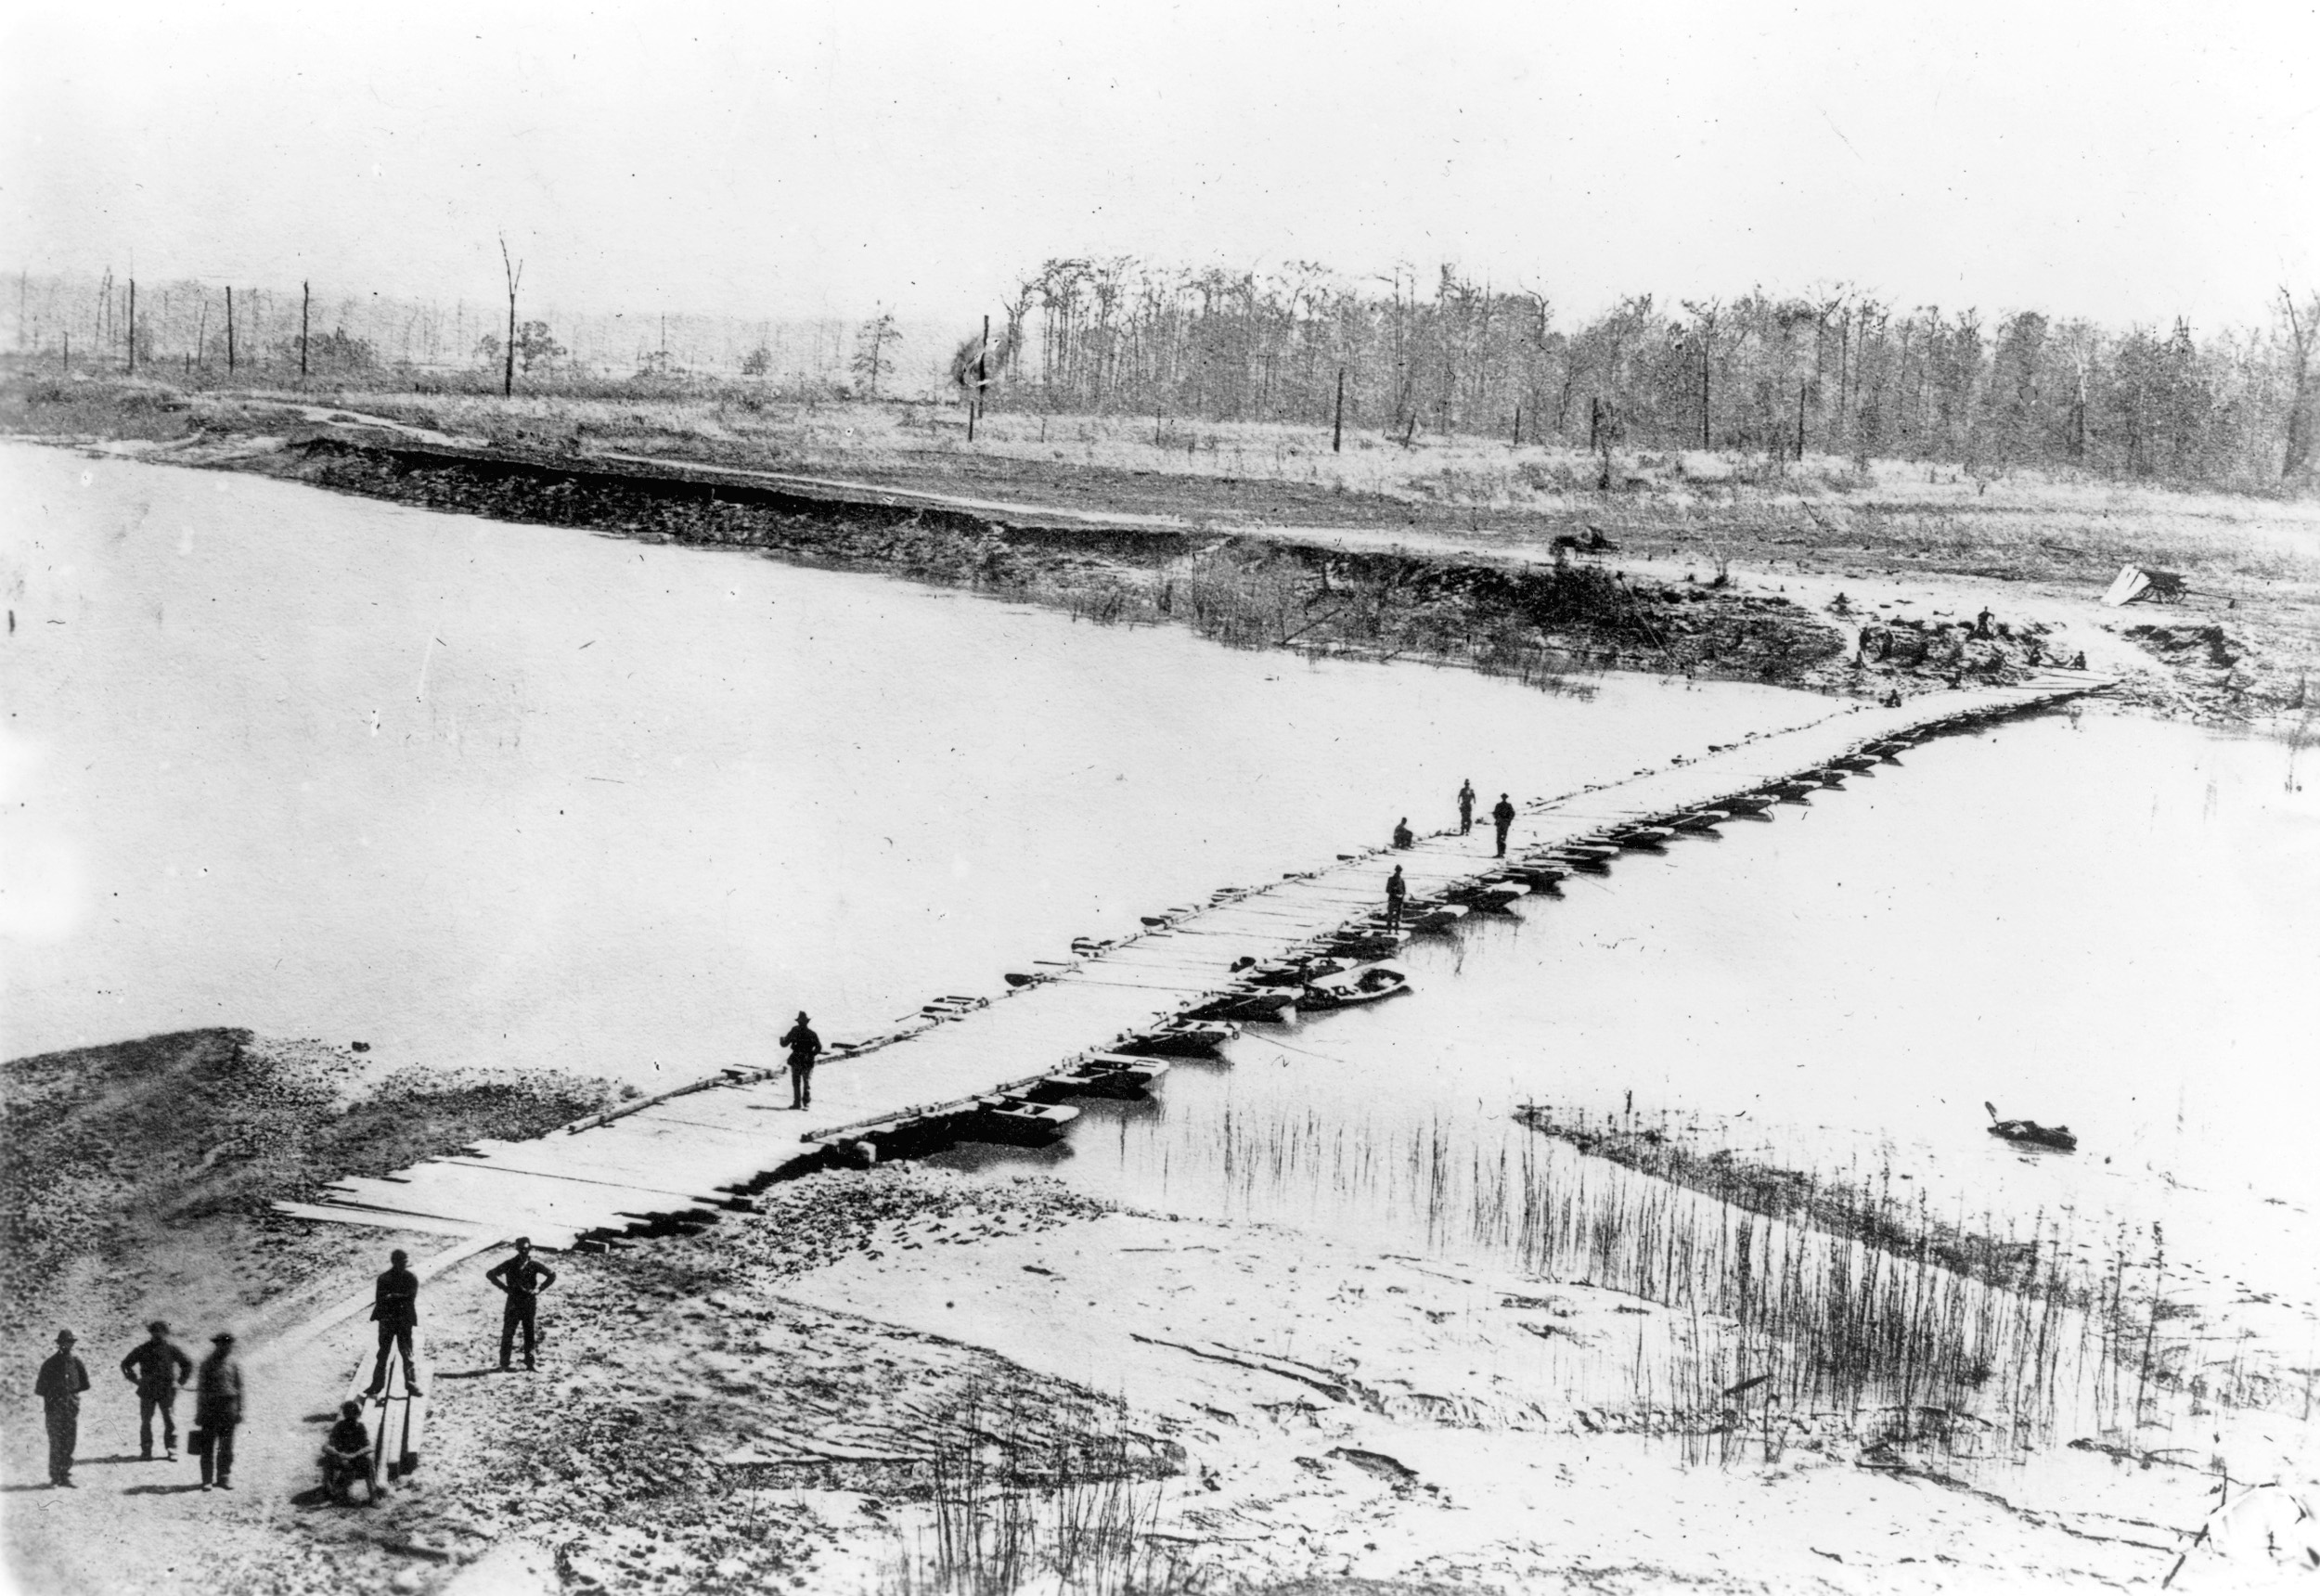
[851,310,899,396]
[498,235,523,398]
[1678,299,1724,448]
[2283,287,2318,480]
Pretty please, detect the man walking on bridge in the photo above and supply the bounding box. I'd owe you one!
[365,1249,422,1397]
[1457,780,1476,835]
[486,1237,559,1372]
[1385,865,1407,932]
[1491,793,1516,856]
[781,1011,822,1111]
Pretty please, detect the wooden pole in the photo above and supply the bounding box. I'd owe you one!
[1699,338,1710,449]
[126,278,135,373]
[226,287,236,373]
[1512,404,1521,449]
[967,315,987,443]
[500,237,521,398]
[300,280,311,381]
[1332,367,1345,453]
[1795,384,1808,461]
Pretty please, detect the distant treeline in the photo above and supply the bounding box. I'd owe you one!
[977,260,2320,487]
[8,271,943,397]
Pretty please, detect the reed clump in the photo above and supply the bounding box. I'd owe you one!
[886,1383,1201,1596]
[1197,1103,2132,1461]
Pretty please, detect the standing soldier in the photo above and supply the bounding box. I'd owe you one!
[780,1011,822,1111]
[120,1319,193,1461]
[485,1237,560,1372]
[1457,779,1476,835]
[365,1249,422,1396]
[193,1332,243,1491]
[1384,866,1407,933]
[33,1330,90,1488]
[1491,792,1516,857]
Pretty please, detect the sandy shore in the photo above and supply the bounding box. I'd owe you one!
[14,1163,2306,1595]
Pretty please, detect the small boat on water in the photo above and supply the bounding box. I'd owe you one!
[1548,851,1613,873]
[1985,1101,2077,1152]
[1115,1020,1239,1058]
[1321,929,1411,959]
[1832,754,1878,773]
[1669,811,1725,833]
[1502,864,1567,889]
[1246,956,1354,989]
[1466,882,1531,912]
[1764,781,1817,801]
[1367,900,1467,934]
[1186,988,1296,1023]
[1298,964,1411,1010]
[1710,795,1775,814]
[1607,827,1675,850]
[968,1096,1080,1145]
[1031,1054,1170,1100]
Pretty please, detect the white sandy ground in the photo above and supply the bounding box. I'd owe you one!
[777,1205,2320,1592]
[7,1172,2318,1594]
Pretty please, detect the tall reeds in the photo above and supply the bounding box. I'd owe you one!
[1178,1102,2135,1461]
[886,1383,1200,1596]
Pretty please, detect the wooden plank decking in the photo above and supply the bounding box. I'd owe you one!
[277,676,2102,1250]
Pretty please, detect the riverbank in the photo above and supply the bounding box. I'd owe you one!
[35,1163,2305,1595]
[15,375,2315,729]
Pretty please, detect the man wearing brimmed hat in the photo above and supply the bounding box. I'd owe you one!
[484,1236,559,1372]
[193,1332,244,1490]
[780,1010,822,1111]
[120,1319,193,1460]
[33,1330,91,1487]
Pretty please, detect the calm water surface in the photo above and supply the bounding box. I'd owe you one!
[8,443,2314,1332]
[2,443,1823,1082]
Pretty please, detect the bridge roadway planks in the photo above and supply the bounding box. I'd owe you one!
[275,677,2094,1249]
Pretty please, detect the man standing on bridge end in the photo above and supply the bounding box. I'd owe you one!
[1457,779,1476,835]
[1491,793,1516,857]
[1385,865,1407,932]
[781,1010,822,1111]
[365,1249,422,1397]
[486,1237,559,1371]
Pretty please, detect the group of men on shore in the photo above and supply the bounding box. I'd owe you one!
[32,1324,242,1491]
[29,1236,557,1499]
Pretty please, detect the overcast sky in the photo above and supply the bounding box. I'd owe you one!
[6,0,2316,331]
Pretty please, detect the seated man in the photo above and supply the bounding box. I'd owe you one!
[319,1399,376,1503]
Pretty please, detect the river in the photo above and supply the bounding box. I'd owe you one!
[2,442,1823,1082]
[6,440,2316,1389]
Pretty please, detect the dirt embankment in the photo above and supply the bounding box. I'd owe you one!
[239,434,1958,698]
[17,377,2299,717]
[0,1030,618,1400]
